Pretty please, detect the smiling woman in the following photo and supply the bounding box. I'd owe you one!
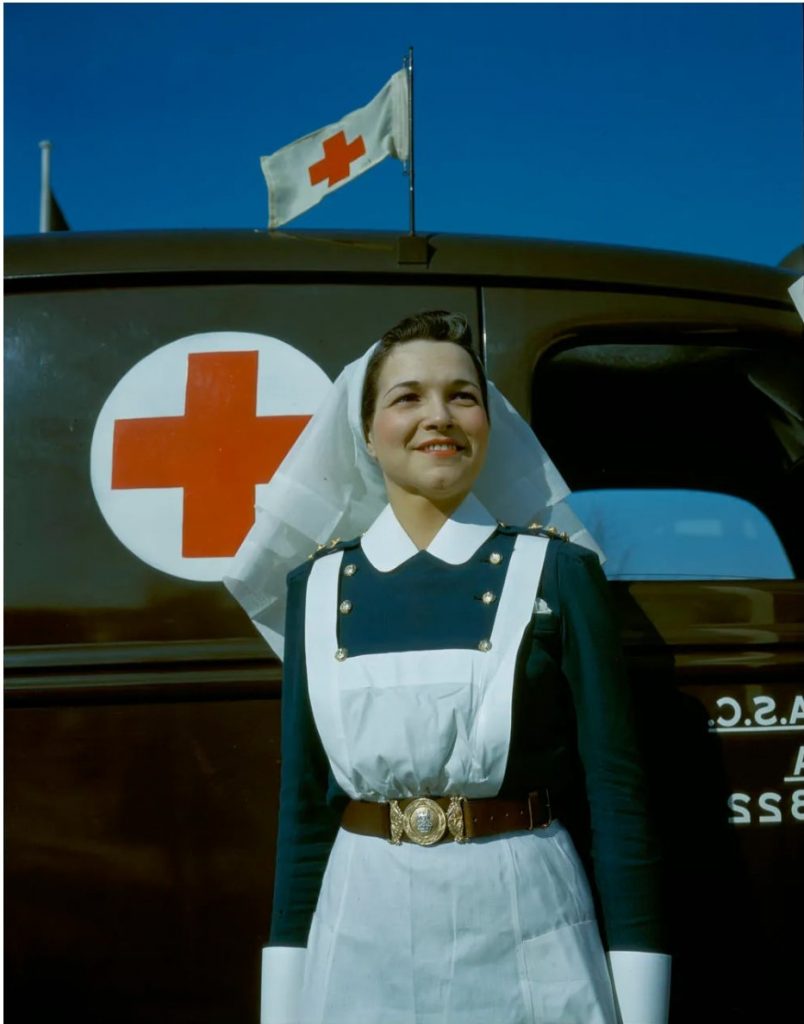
[226,311,672,1024]
[364,335,490,546]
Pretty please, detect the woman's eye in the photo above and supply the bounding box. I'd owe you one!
[392,392,419,405]
[453,391,478,403]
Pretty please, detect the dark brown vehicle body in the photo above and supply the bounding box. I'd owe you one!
[5,230,803,1022]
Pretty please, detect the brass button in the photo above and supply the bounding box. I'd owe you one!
[478,639,492,653]
[339,600,352,615]
[335,647,348,661]
[481,591,496,605]
[343,563,357,577]
[489,552,502,565]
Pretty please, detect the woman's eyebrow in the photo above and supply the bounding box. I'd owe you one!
[383,378,480,398]
[383,379,421,397]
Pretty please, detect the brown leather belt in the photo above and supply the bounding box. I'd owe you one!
[341,789,552,846]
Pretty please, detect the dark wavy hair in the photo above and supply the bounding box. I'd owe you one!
[360,311,489,438]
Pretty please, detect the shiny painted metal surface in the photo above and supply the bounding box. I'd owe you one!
[6,229,796,304]
[5,230,803,1022]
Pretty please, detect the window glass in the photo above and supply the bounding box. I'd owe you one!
[531,335,803,579]
[568,489,794,580]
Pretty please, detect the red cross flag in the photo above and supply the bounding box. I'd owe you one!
[261,70,409,229]
[90,332,332,582]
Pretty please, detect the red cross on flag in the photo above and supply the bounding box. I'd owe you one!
[261,70,409,229]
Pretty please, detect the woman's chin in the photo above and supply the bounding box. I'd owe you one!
[412,478,475,508]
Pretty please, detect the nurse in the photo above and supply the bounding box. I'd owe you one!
[226,311,671,1024]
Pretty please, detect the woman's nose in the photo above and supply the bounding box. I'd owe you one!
[422,396,452,427]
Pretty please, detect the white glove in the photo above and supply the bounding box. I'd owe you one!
[260,946,306,1024]
[608,951,671,1024]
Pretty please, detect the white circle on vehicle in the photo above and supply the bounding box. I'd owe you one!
[90,332,332,581]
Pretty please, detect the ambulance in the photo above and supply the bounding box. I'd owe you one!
[5,229,803,1022]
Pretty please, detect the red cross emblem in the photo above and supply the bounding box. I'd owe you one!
[111,350,310,558]
[308,130,367,187]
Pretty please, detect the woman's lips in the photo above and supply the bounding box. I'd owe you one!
[415,440,464,457]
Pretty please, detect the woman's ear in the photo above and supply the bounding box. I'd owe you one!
[365,430,376,459]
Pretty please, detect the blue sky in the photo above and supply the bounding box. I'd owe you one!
[4,2,802,265]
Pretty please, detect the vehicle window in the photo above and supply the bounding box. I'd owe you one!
[567,488,795,580]
[531,335,803,579]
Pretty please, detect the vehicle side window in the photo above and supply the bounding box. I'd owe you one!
[568,488,794,580]
[531,337,803,580]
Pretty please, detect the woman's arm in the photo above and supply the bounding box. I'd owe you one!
[262,562,342,1023]
[555,542,671,1024]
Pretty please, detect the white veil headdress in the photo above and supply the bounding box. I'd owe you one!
[223,344,601,659]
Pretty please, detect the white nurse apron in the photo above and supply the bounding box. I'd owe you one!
[300,534,618,1024]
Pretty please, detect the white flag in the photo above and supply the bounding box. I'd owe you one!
[261,71,409,229]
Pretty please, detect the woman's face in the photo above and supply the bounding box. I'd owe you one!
[366,340,490,509]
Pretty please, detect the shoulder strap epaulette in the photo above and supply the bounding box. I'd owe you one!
[306,534,361,562]
[527,521,570,542]
[494,520,570,542]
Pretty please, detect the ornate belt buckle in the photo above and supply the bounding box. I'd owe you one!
[388,796,467,845]
[403,797,447,846]
[446,795,467,843]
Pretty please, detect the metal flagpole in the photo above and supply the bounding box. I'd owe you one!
[405,46,415,236]
[397,47,426,263]
[39,140,52,233]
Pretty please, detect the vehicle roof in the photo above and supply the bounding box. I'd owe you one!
[4,229,796,309]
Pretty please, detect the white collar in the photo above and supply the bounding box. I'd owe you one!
[361,493,498,572]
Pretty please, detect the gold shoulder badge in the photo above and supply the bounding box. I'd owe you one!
[528,521,569,542]
[308,536,344,560]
